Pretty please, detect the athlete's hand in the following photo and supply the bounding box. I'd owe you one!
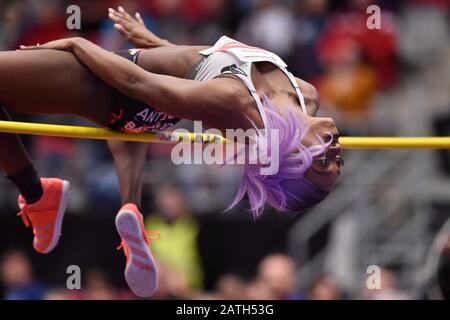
[108,6,173,48]
[19,37,82,52]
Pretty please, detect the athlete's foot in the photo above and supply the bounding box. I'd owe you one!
[116,203,160,298]
[17,178,70,254]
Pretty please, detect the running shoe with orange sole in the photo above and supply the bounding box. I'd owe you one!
[17,178,70,254]
[115,203,160,298]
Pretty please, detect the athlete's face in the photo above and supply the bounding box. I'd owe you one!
[301,116,343,192]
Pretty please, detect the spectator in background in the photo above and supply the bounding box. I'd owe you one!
[0,0,28,50]
[256,253,301,300]
[316,37,378,132]
[0,249,48,300]
[145,184,203,292]
[44,289,71,300]
[288,0,330,80]
[142,0,227,45]
[317,0,398,89]
[15,0,68,48]
[152,261,193,300]
[236,0,295,57]
[186,0,229,45]
[308,274,343,300]
[398,0,449,67]
[143,0,192,44]
[246,279,278,300]
[214,274,248,300]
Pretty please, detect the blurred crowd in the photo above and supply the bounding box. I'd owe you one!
[3,245,437,300]
[2,184,449,300]
[0,0,449,300]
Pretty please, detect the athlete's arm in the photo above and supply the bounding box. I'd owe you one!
[20,38,241,123]
[108,6,174,48]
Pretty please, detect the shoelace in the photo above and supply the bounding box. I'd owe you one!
[17,204,31,227]
[116,230,161,251]
[18,205,55,239]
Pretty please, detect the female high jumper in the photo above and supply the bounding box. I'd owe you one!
[0,7,342,297]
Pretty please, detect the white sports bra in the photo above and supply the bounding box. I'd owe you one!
[198,36,308,129]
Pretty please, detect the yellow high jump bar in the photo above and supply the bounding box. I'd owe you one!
[1,120,450,149]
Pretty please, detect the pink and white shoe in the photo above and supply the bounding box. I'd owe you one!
[115,203,160,298]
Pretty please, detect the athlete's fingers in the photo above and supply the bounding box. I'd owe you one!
[114,24,131,37]
[108,8,123,20]
[20,38,74,51]
[109,12,120,23]
[113,23,125,33]
[113,8,125,20]
[111,9,128,21]
[135,12,145,25]
[113,24,133,39]
[109,8,128,23]
[112,9,137,27]
[20,44,44,50]
[109,13,133,34]
[110,15,129,30]
[108,9,124,24]
[118,6,133,22]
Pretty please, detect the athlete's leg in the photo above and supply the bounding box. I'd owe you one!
[0,49,111,201]
[0,49,115,253]
[108,140,148,206]
[0,49,112,176]
[0,106,43,203]
[0,50,111,122]
[0,106,33,175]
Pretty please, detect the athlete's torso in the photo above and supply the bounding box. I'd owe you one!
[110,37,310,133]
[194,36,308,129]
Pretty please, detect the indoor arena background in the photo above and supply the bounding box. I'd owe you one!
[0,0,449,300]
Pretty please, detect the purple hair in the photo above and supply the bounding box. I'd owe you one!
[227,96,331,219]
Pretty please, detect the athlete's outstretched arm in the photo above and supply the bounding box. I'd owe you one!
[21,38,240,125]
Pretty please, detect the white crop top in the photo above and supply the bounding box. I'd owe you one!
[197,36,308,129]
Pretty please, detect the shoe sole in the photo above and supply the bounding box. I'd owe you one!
[41,180,70,254]
[115,210,158,298]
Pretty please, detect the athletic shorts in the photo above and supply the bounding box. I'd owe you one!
[108,49,181,133]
